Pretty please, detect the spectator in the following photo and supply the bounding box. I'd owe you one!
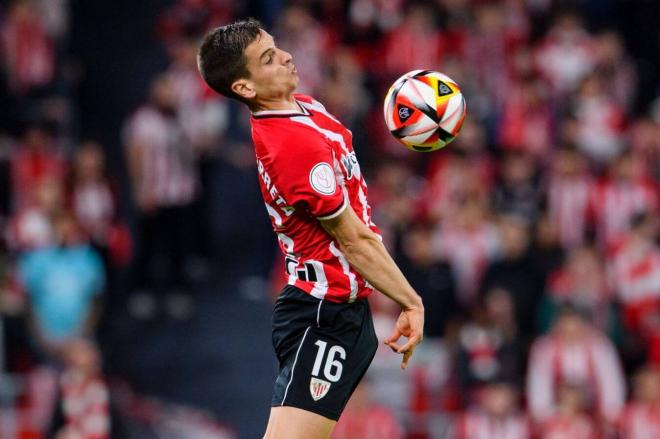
[51,338,111,439]
[482,215,541,336]
[367,160,417,248]
[455,381,529,439]
[164,37,228,157]
[528,213,565,285]
[534,10,595,99]
[347,0,404,36]
[457,288,524,401]
[629,117,660,182]
[124,74,203,316]
[433,196,500,307]
[527,305,626,429]
[1,0,56,95]
[330,380,402,439]
[608,213,660,361]
[461,2,515,116]
[7,176,64,252]
[593,30,637,113]
[18,212,104,356]
[498,76,554,160]
[572,73,626,164]
[538,383,598,439]
[590,151,657,248]
[10,122,66,211]
[619,365,660,438]
[397,223,457,338]
[491,151,542,222]
[539,245,616,336]
[71,141,115,256]
[546,147,593,250]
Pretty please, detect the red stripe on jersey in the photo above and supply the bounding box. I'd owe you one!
[251,94,379,303]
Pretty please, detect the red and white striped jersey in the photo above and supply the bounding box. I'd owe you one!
[432,219,500,306]
[456,411,530,439]
[250,94,378,303]
[526,331,626,423]
[619,403,660,439]
[589,179,657,247]
[123,106,198,208]
[547,175,592,250]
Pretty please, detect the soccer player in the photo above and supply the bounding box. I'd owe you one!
[197,19,424,439]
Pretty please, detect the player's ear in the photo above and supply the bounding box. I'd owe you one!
[231,79,256,100]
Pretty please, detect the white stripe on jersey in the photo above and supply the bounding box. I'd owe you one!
[291,116,350,155]
[357,185,371,225]
[329,242,358,302]
[278,233,298,285]
[307,260,329,300]
[299,99,341,124]
[266,202,283,226]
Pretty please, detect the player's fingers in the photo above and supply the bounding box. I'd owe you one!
[395,333,422,354]
[384,328,402,351]
[401,349,414,370]
[384,340,402,353]
[384,327,402,344]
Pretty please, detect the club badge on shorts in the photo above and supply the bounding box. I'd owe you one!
[310,377,331,401]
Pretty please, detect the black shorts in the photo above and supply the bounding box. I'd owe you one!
[271,285,378,420]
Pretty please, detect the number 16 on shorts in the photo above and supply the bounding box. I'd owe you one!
[310,340,346,401]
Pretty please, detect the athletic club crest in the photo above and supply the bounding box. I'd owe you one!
[310,377,331,401]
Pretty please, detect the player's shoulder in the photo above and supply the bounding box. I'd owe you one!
[252,108,329,154]
[293,93,314,104]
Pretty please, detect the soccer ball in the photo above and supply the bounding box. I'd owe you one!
[383,70,467,152]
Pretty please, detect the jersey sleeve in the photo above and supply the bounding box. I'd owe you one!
[272,126,346,219]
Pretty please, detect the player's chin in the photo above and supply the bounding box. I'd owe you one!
[286,79,298,93]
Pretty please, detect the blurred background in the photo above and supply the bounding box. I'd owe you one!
[1,0,660,438]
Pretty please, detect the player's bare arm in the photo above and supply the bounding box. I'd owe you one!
[320,205,424,369]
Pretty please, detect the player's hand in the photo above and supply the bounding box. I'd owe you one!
[384,306,424,370]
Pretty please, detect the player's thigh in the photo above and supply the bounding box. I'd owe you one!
[263,406,336,439]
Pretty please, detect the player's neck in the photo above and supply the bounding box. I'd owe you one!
[250,95,298,113]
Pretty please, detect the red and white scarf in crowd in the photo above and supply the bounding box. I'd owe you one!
[527,332,625,423]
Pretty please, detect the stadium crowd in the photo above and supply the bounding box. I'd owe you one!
[1,0,660,438]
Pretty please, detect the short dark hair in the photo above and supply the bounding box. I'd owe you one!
[197,18,263,101]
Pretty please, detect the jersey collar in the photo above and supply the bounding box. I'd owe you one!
[251,99,310,118]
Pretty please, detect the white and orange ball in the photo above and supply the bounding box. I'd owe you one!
[383,70,467,152]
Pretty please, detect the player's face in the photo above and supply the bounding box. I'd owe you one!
[238,30,298,102]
